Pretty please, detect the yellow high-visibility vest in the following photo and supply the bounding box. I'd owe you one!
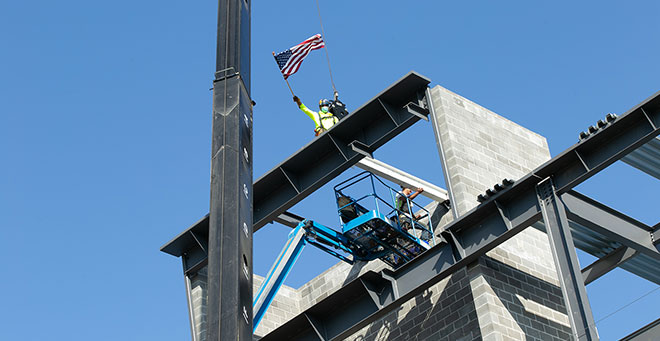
[299,103,339,131]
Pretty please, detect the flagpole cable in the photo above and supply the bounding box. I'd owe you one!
[273,51,295,96]
[316,0,337,94]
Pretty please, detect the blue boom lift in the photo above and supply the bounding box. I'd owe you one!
[253,172,436,330]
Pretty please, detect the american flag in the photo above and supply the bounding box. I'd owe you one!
[274,34,325,79]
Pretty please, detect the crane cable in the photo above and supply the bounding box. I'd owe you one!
[316,0,337,95]
[575,285,660,339]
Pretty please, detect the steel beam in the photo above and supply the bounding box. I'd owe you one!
[563,191,659,261]
[621,317,660,341]
[207,0,253,339]
[272,211,305,228]
[537,178,598,340]
[355,156,449,203]
[581,246,638,285]
[541,91,660,194]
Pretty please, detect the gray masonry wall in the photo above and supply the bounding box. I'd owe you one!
[186,84,575,341]
[429,84,571,340]
[429,85,551,216]
[189,267,207,341]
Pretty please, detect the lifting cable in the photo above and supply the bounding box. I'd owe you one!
[316,0,337,95]
[575,285,660,339]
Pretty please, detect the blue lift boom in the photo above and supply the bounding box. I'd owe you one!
[252,172,436,330]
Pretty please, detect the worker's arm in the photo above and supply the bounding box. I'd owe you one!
[293,96,320,127]
[409,187,424,201]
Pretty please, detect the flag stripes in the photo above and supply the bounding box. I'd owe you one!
[274,34,325,79]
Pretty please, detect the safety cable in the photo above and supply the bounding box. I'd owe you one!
[575,285,660,339]
[316,0,337,94]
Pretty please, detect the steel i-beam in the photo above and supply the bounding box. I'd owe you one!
[537,178,598,341]
[207,0,253,340]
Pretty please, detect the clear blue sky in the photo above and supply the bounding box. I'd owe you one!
[2,1,659,340]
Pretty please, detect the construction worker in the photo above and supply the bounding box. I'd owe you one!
[396,186,432,242]
[293,95,339,136]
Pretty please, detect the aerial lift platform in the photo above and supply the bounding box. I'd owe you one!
[252,171,436,330]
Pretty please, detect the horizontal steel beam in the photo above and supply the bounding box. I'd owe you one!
[272,211,305,228]
[535,90,660,194]
[581,246,638,285]
[563,191,659,262]
[163,211,300,274]
[355,156,449,203]
[261,91,660,340]
[621,317,660,341]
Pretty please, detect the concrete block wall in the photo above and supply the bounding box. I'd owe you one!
[429,84,571,340]
[186,259,393,339]
[189,267,207,341]
[345,266,482,341]
[474,257,572,340]
[429,85,550,216]
[253,274,301,336]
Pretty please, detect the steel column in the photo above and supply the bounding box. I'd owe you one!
[537,178,598,341]
[207,0,253,340]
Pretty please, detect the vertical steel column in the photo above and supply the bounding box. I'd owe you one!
[536,178,598,340]
[207,0,253,340]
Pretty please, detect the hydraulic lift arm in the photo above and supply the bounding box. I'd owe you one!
[252,220,356,330]
[253,222,308,329]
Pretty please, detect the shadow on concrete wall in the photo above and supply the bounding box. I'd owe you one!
[347,266,481,341]
[480,257,573,340]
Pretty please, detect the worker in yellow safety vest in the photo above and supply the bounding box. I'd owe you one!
[293,96,339,136]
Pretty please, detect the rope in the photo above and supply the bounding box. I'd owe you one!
[575,285,660,339]
[316,0,337,95]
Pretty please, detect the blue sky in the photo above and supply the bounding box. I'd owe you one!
[2,1,659,340]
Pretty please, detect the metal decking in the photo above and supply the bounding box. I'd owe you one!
[622,137,660,179]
